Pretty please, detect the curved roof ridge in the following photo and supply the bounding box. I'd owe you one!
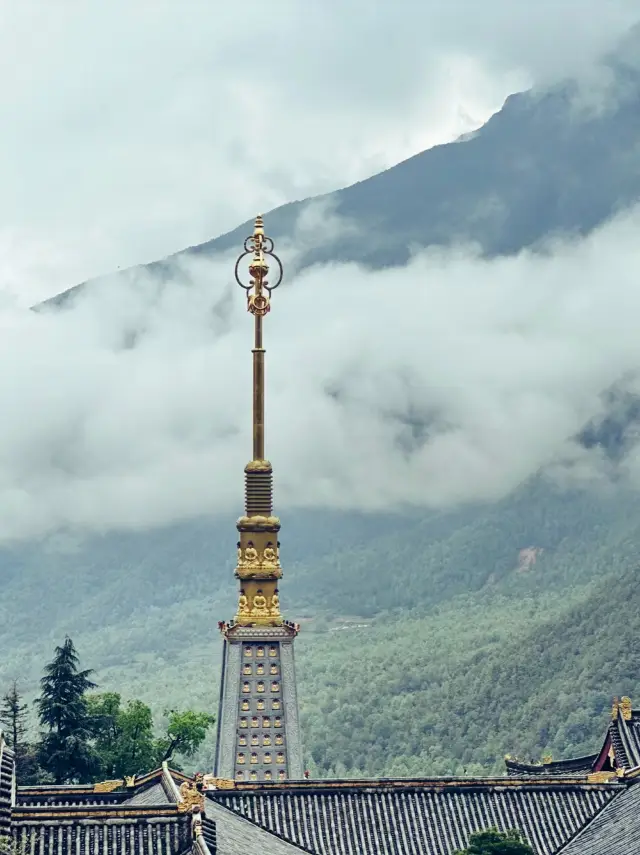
[617,714,640,768]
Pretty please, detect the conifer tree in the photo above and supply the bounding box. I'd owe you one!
[0,681,31,780]
[36,637,98,783]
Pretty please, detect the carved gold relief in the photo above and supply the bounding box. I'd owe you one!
[237,594,250,618]
[587,771,617,784]
[251,592,269,617]
[236,543,282,579]
[236,514,281,532]
[244,459,272,474]
[93,779,123,793]
[177,781,205,814]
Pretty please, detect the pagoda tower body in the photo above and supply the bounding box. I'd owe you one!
[213,216,303,784]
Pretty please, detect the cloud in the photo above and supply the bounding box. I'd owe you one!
[0,1,636,303]
[0,203,639,541]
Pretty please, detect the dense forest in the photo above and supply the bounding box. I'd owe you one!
[0,476,638,779]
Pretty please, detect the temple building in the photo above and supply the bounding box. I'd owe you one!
[1,217,640,853]
[212,215,303,783]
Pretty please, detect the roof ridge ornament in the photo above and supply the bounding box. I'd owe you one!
[612,696,633,721]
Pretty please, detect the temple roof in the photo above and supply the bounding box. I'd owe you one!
[13,765,317,855]
[0,738,14,837]
[207,777,623,855]
[206,799,309,854]
[505,754,598,778]
[558,772,640,853]
[505,697,640,781]
[12,766,206,855]
[608,706,640,769]
[9,699,640,854]
[10,763,640,855]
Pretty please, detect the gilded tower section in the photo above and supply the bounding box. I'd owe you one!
[213,216,303,783]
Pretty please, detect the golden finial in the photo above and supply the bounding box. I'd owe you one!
[620,696,632,721]
[227,215,288,634]
[234,215,283,466]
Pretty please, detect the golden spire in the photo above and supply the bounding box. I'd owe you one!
[231,216,285,628]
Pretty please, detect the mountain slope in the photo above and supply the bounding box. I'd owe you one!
[45,41,640,310]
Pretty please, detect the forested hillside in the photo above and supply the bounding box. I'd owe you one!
[1,477,638,777]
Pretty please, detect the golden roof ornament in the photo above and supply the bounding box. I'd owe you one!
[92,779,123,793]
[587,770,618,784]
[177,780,205,814]
[227,216,290,631]
[620,696,632,721]
[234,214,283,465]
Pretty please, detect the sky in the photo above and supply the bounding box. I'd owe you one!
[0,0,638,305]
[0,1,638,541]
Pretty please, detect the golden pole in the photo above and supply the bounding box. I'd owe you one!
[253,311,265,461]
[234,213,283,467]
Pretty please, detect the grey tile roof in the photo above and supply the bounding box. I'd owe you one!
[12,807,192,855]
[210,781,620,855]
[0,738,13,836]
[505,755,598,778]
[557,780,640,854]
[206,799,310,855]
[17,791,125,807]
[610,713,640,770]
[122,781,173,806]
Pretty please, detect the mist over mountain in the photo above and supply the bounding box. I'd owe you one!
[3,24,640,777]
[46,24,640,309]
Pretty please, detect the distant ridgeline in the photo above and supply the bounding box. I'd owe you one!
[39,32,640,310]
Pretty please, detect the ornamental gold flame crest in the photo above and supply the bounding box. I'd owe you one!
[234,215,283,316]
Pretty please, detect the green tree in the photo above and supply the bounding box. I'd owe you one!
[454,828,534,855]
[87,693,157,778]
[36,637,98,783]
[156,710,215,765]
[87,695,214,779]
[0,681,40,783]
